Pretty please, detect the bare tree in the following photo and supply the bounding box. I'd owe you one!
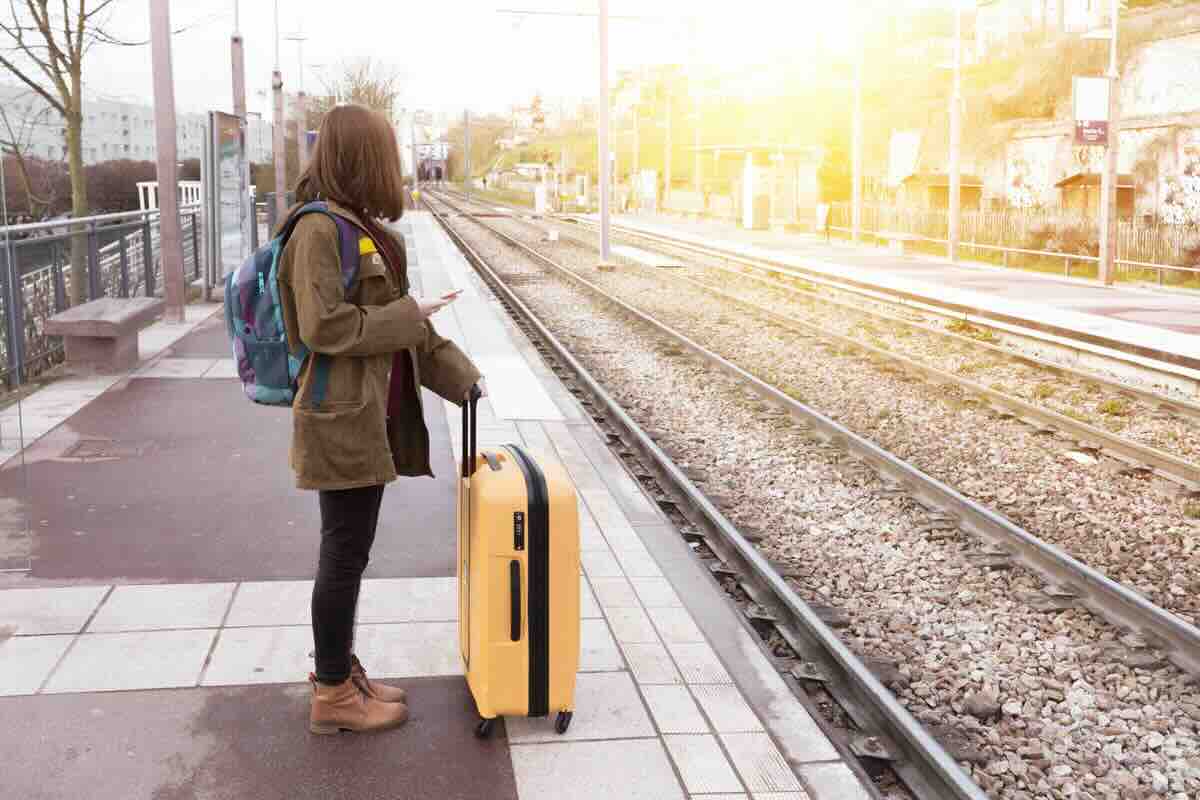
[0,90,60,216]
[307,58,404,128]
[0,1,124,304]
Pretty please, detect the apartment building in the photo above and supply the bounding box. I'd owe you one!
[0,83,274,166]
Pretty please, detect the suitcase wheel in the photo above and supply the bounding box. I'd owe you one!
[475,717,496,739]
[555,711,573,735]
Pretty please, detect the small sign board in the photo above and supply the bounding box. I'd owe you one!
[1073,76,1111,146]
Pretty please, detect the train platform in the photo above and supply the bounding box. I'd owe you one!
[606,212,1200,377]
[0,211,869,800]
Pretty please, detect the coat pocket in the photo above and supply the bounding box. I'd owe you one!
[293,400,389,486]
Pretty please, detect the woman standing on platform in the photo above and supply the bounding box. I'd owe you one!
[276,104,482,735]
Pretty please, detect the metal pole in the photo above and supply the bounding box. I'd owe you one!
[412,114,419,195]
[287,34,310,170]
[598,0,611,263]
[664,90,672,212]
[231,0,249,288]
[464,109,471,199]
[272,0,286,224]
[150,0,186,322]
[232,1,246,120]
[948,2,962,262]
[852,36,863,243]
[690,18,701,194]
[1098,0,1119,286]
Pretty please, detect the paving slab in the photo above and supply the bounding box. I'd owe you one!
[0,678,518,800]
[0,377,458,582]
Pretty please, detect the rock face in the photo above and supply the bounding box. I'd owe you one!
[966,689,1002,721]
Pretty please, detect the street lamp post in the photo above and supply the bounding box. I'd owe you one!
[599,0,611,263]
[464,109,472,200]
[149,0,186,323]
[272,0,286,224]
[948,1,963,262]
[285,33,309,170]
[1098,0,1119,286]
[852,39,863,243]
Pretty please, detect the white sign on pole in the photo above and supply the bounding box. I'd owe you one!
[1073,76,1111,146]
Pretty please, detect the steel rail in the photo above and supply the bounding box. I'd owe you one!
[565,214,1200,406]
[432,189,1200,487]
[579,216,1200,416]
[427,192,1200,681]
[424,194,989,800]
[655,266,1200,490]
[440,187,1200,419]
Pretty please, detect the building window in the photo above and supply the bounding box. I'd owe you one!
[123,144,129,153]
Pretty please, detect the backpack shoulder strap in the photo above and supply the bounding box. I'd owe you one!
[303,208,366,410]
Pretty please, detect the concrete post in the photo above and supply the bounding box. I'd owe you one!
[852,41,863,243]
[664,91,672,212]
[598,0,611,263]
[949,3,962,262]
[149,0,186,323]
[464,109,471,199]
[273,70,286,223]
[1098,0,1119,286]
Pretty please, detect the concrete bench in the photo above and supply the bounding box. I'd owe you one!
[45,297,164,373]
[879,231,919,255]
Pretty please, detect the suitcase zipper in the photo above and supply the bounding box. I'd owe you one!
[505,444,551,718]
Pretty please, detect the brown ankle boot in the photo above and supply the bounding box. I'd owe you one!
[309,673,409,735]
[350,654,408,704]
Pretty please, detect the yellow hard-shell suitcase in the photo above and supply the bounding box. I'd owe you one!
[457,387,580,737]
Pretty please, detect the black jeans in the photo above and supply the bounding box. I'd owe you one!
[312,484,386,684]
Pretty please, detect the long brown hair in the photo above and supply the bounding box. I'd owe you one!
[295,104,405,221]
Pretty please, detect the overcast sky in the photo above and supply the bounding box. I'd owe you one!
[20,0,945,117]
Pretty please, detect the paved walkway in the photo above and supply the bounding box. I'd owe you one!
[0,212,868,800]
[607,212,1200,374]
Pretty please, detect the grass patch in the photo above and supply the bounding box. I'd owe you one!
[1062,408,1095,425]
[1184,502,1200,520]
[946,319,999,344]
[1033,382,1057,400]
[1098,398,1132,416]
[956,361,988,376]
[990,382,1009,393]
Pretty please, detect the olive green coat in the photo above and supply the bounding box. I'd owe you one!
[276,202,480,490]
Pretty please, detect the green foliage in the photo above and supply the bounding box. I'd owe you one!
[1098,398,1132,416]
[817,129,851,204]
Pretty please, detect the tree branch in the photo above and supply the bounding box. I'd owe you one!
[0,51,64,112]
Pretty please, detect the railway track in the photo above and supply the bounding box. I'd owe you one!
[439,188,1200,492]
[425,191,1200,800]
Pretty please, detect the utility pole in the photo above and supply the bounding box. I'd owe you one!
[272,0,286,224]
[689,17,701,194]
[1098,0,1119,286]
[599,0,611,263]
[664,89,671,212]
[285,33,309,170]
[464,109,471,199]
[149,0,186,323]
[852,36,863,243]
[412,112,420,195]
[231,0,249,276]
[231,0,246,120]
[948,1,962,262]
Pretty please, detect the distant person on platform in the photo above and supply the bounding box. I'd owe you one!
[276,103,483,736]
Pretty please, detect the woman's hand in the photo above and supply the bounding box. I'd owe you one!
[415,289,462,319]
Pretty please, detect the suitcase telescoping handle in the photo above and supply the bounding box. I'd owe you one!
[461,383,482,479]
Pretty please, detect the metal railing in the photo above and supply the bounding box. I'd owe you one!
[0,204,203,385]
[828,203,1200,284]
